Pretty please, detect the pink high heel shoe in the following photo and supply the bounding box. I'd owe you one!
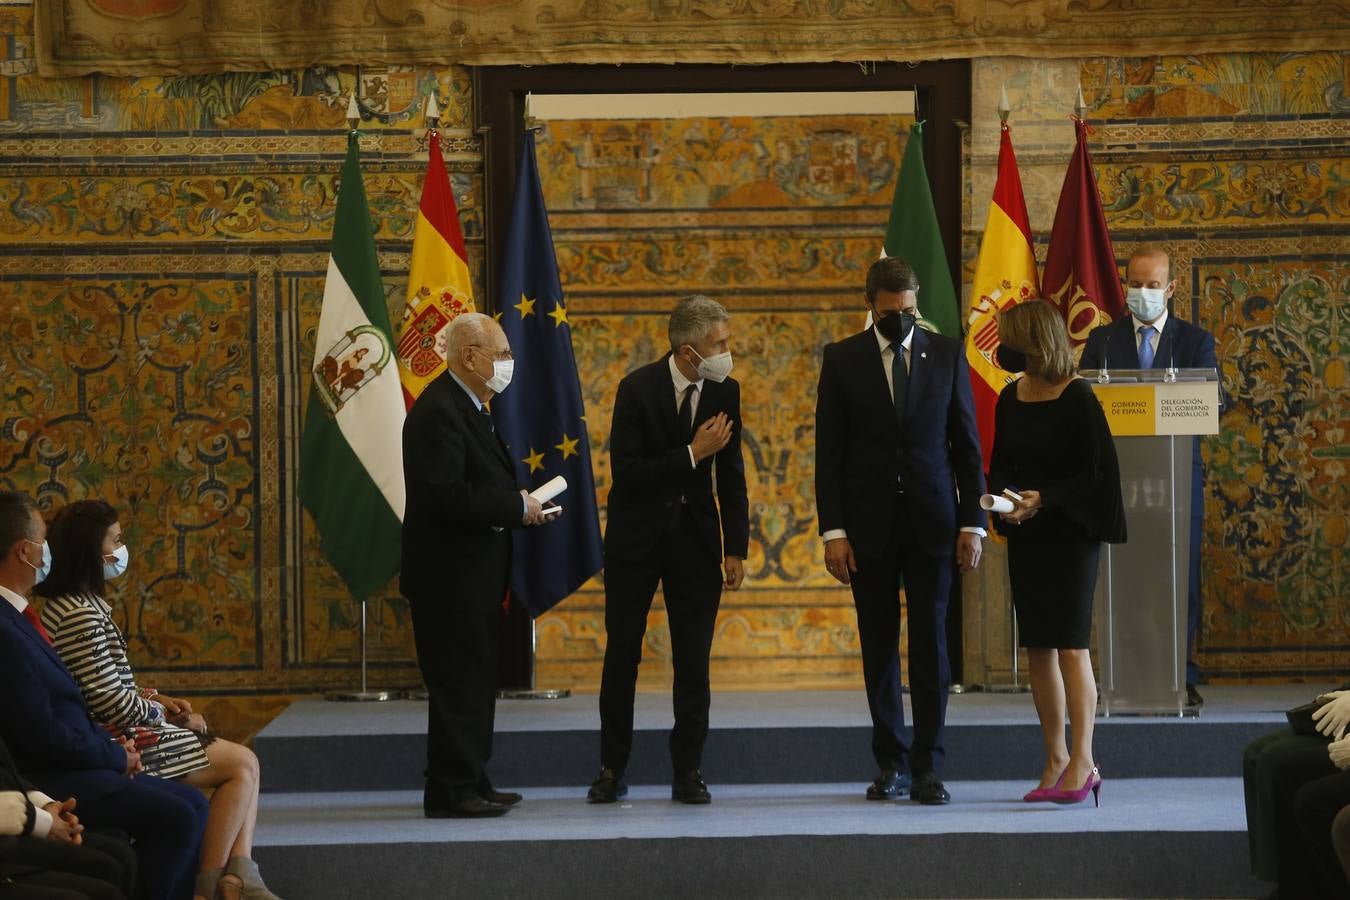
[1022,769,1067,802]
[1045,766,1102,807]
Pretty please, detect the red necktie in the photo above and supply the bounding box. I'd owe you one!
[21,605,53,646]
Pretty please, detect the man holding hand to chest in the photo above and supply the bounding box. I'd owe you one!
[815,257,986,806]
[589,295,749,806]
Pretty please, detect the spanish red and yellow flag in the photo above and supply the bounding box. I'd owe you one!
[966,123,1040,473]
[396,129,475,406]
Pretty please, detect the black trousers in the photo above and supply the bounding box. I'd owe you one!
[1244,730,1350,899]
[599,509,723,775]
[409,585,505,806]
[849,497,953,777]
[72,776,205,900]
[1,830,136,900]
[1293,770,1350,900]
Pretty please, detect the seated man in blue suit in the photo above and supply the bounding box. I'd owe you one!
[1079,246,1223,708]
[0,490,208,900]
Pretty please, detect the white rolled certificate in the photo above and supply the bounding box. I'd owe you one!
[530,475,568,504]
[980,494,1015,514]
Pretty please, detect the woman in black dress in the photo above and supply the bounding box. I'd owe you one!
[989,300,1126,806]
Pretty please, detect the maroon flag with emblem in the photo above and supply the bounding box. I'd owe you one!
[1042,117,1125,350]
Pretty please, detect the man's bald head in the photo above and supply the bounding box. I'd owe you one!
[1126,246,1173,290]
[445,312,501,358]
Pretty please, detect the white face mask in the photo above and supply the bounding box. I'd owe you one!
[103,544,129,580]
[690,348,734,383]
[24,539,51,584]
[484,358,514,394]
[471,350,514,394]
[1125,286,1168,322]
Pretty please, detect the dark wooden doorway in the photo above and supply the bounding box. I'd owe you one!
[475,62,972,690]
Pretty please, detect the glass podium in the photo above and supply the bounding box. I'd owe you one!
[1079,367,1221,717]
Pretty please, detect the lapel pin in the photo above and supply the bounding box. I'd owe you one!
[921,352,927,359]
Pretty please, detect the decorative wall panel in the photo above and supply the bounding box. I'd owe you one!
[964,51,1348,681]
[0,0,1342,740]
[30,0,1350,77]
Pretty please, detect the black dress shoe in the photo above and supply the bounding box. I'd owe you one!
[866,769,912,800]
[483,790,522,806]
[425,796,509,819]
[587,768,628,804]
[672,770,712,804]
[910,771,951,806]
[1186,684,1205,708]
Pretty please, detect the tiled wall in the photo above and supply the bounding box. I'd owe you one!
[962,54,1347,682]
[1,0,1343,737]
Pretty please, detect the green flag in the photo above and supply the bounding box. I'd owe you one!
[882,121,959,337]
[298,133,405,600]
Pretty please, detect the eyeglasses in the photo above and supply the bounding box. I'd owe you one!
[469,345,513,361]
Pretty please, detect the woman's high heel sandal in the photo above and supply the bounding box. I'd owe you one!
[1022,768,1067,802]
[226,857,283,900]
[214,873,244,900]
[1044,765,1102,807]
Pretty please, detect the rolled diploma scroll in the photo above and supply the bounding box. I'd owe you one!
[530,476,568,505]
[979,494,1015,514]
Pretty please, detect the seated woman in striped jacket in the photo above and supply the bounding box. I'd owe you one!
[35,500,282,900]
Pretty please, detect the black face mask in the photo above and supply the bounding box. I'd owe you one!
[995,345,1028,373]
[874,310,916,344]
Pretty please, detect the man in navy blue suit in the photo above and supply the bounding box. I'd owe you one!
[0,491,207,900]
[815,257,986,806]
[1079,246,1222,708]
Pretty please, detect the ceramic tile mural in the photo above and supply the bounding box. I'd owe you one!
[966,52,1347,681]
[529,114,914,689]
[0,0,1344,740]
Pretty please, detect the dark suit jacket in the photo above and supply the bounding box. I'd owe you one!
[400,371,523,601]
[1,735,39,848]
[1080,313,1222,399]
[603,355,749,564]
[815,327,986,559]
[1080,313,1225,471]
[0,601,128,803]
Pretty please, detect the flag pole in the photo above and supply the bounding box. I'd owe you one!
[975,84,1029,695]
[325,93,399,703]
[496,98,571,702]
[497,618,570,700]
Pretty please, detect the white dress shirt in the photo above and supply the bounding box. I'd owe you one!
[669,355,704,469]
[0,583,56,837]
[822,325,986,544]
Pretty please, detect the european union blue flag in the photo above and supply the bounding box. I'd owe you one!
[493,130,603,617]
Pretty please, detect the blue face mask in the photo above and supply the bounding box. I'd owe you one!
[103,544,130,580]
[25,539,52,584]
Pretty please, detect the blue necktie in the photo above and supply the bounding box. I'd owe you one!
[1137,325,1156,369]
[891,342,908,426]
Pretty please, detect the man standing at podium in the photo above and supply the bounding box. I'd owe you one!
[1080,246,1221,708]
[815,257,986,806]
[589,295,749,806]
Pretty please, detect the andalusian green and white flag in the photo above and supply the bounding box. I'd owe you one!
[299,133,405,600]
[880,121,960,337]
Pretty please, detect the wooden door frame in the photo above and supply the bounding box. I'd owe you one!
[473,61,972,311]
[473,61,973,687]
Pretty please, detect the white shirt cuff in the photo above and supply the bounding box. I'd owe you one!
[960,526,988,538]
[31,805,53,839]
[686,445,696,468]
[822,529,848,543]
[25,790,55,809]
